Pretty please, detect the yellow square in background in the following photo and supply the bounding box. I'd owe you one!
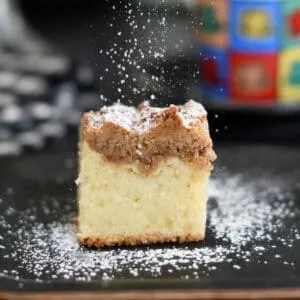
[279,48,300,103]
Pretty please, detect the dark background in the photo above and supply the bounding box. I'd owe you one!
[20,0,300,143]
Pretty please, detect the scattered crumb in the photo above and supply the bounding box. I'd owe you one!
[233,265,241,270]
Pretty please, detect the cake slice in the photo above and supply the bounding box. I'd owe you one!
[77,100,216,247]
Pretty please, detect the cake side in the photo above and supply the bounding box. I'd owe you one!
[77,140,209,246]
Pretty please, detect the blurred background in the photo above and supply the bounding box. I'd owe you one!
[1,0,300,157]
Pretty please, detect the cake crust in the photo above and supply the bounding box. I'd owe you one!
[81,100,216,174]
[78,232,205,247]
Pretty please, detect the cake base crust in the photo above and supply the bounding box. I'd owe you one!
[78,232,205,247]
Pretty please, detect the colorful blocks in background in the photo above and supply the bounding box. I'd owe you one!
[230,52,277,104]
[279,48,300,103]
[195,0,300,106]
[230,0,281,53]
[196,0,229,49]
[281,2,300,49]
[199,47,229,101]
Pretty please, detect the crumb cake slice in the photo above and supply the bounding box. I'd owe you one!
[77,100,216,247]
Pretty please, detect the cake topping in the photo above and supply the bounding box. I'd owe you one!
[178,100,208,128]
[88,100,207,133]
[81,100,216,173]
[88,103,138,132]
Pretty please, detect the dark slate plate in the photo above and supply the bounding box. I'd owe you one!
[0,142,300,294]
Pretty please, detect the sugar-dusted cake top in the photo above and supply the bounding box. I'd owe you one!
[88,103,138,132]
[87,100,207,133]
[81,100,216,173]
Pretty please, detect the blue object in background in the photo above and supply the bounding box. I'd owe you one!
[199,46,229,102]
[230,0,282,53]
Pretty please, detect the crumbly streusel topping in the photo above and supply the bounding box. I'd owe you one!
[81,100,216,173]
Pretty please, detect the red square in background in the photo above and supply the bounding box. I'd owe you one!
[230,52,277,104]
[199,57,220,85]
[289,10,300,37]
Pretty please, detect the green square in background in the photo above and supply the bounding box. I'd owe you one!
[281,1,300,49]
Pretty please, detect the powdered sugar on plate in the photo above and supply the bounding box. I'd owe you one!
[0,170,299,282]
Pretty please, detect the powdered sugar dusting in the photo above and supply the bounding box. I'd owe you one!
[178,100,207,128]
[89,100,207,133]
[89,103,139,131]
[0,170,299,282]
[136,104,164,133]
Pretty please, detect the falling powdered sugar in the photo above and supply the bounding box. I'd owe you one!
[97,0,184,103]
[0,171,299,282]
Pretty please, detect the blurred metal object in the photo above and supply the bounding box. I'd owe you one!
[0,0,100,157]
[0,0,48,52]
[0,140,21,156]
[38,122,66,139]
[16,75,48,96]
[0,71,19,91]
[0,93,17,108]
[17,130,45,149]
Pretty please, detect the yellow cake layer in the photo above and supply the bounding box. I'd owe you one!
[77,141,210,245]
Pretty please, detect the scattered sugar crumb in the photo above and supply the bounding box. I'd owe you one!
[233,265,241,270]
